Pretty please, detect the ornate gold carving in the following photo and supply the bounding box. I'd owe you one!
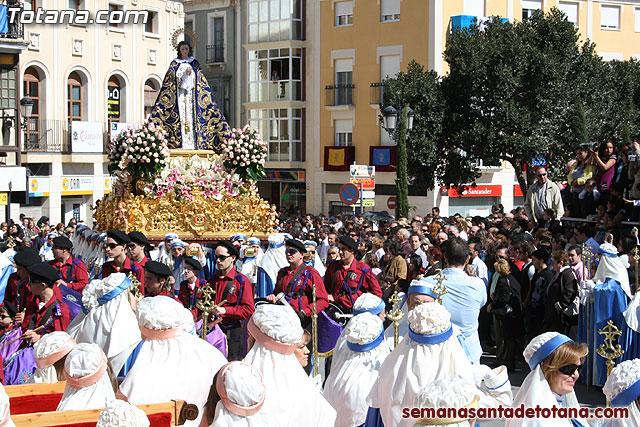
[95,184,274,240]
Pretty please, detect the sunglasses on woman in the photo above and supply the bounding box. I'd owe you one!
[558,363,582,376]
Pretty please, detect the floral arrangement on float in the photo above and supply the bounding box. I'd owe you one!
[108,122,267,200]
[99,121,273,238]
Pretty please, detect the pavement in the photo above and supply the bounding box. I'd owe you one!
[479,353,607,426]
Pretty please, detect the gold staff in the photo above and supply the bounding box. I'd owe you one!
[633,247,640,295]
[386,290,404,349]
[596,320,625,406]
[6,236,15,249]
[196,283,226,340]
[128,272,143,299]
[581,243,594,388]
[312,280,319,377]
[432,269,449,304]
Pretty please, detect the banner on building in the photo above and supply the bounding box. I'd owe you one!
[324,146,354,171]
[370,146,396,172]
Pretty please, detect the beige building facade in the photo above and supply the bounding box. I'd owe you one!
[12,0,184,224]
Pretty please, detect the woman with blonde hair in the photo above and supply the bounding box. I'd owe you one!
[506,332,589,426]
[488,258,522,371]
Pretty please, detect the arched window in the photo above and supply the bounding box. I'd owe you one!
[143,79,159,119]
[107,76,121,129]
[67,71,83,121]
[23,67,41,150]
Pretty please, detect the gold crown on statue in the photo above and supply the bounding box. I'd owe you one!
[170,27,199,50]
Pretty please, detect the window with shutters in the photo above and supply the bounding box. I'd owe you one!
[381,0,400,22]
[558,2,578,26]
[335,1,353,26]
[521,0,541,20]
[334,120,352,146]
[601,5,620,30]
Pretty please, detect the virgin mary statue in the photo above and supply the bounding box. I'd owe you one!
[149,40,230,151]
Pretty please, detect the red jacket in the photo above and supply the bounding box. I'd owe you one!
[178,278,208,320]
[324,258,382,311]
[209,268,254,326]
[102,258,145,295]
[3,273,33,313]
[49,256,89,293]
[274,264,329,317]
[22,285,71,335]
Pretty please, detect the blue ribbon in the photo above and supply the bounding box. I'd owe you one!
[97,276,132,306]
[269,241,284,249]
[611,376,640,407]
[347,328,385,352]
[353,300,385,316]
[408,325,453,345]
[408,285,438,300]
[528,334,573,370]
[599,250,617,258]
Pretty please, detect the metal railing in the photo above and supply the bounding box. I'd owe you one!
[22,119,71,153]
[206,44,224,63]
[325,84,355,107]
[370,82,385,105]
[1,1,24,39]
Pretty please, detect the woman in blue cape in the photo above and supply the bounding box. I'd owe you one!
[150,41,230,151]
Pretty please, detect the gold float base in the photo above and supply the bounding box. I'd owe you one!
[95,186,274,240]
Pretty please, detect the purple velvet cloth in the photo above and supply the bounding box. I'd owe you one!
[4,346,36,385]
[195,319,227,358]
[0,328,22,363]
[317,311,343,354]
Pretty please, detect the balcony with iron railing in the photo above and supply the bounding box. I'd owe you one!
[325,84,355,108]
[1,0,25,40]
[21,119,110,154]
[370,82,385,106]
[206,43,224,64]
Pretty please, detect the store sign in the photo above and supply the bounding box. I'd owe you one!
[514,185,524,197]
[350,164,376,178]
[350,178,375,190]
[29,177,50,197]
[107,86,120,118]
[62,176,94,195]
[71,121,103,153]
[448,185,502,198]
[0,193,6,205]
[110,122,134,140]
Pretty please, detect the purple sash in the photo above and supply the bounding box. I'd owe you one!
[317,311,343,354]
[0,328,22,363]
[195,319,227,358]
[4,346,36,385]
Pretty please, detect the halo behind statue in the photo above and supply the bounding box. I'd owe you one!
[170,27,199,50]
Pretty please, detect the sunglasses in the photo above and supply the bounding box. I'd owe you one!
[286,248,301,255]
[558,363,582,376]
[216,254,232,261]
[126,243,138,249]
[106,243,120,249]
[307,250,316,255]
[537,173,547,177]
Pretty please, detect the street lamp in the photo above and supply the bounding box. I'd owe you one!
[382,104,414,219]
[19,96,33,129]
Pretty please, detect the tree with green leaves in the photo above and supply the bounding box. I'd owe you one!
[442,8,601,193]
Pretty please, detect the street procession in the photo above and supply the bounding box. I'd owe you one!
[3,0,640,426]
